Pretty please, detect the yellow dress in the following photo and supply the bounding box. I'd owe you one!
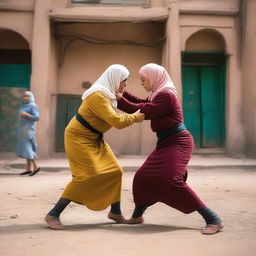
[62,91,137,210]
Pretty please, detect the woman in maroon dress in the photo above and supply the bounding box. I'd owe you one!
[117,63,224,235]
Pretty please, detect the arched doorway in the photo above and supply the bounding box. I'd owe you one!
[182,29,226,149]
[0,29,31,152]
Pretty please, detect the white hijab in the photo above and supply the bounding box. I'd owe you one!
[25,91,35,103]
[81,64,129,108]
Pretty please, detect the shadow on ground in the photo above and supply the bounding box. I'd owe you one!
[0,222,200,235]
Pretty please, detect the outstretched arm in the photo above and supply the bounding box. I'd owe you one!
[118,91,173,120]
[117,96,144,114]
[85,92,143,129]
[122,91,148,103]
[117,90,148,114]
[140,92,172,120]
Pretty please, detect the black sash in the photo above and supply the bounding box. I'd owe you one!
[76,113,104,143]
[156,123,186,143]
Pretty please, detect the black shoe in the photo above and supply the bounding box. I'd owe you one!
[19,170,32,175]
[29,168,40,176]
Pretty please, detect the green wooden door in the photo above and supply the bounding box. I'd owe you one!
[201,67,221,147]
[182,66,201,147]
[182,65,225,148]
[55,95,82,151]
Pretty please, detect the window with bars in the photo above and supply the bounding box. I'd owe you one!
[71,0,149,6]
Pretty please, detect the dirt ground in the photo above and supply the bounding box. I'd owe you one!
[1,167,256,256]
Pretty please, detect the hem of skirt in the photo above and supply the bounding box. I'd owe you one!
[63,197,120,211]
[135,200,205,214]
[16,154,37,160]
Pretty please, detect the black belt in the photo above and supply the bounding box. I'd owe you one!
[76,113,104,143]
[156,123,186,143]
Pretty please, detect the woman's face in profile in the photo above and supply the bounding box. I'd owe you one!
[139,75,151,92]
[24,94,30,103]
[118,79,127,93]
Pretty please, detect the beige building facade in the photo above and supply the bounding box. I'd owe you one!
[0,0,255,158]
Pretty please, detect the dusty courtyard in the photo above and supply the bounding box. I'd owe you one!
[1,166,256,256]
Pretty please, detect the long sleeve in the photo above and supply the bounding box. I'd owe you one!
[28,104,39,121]
[139,92,173,120]
[117,96,143,114]
[118,90,149,113]
[86,92,137,129]
[122,91,148,103]
[118,91,173,120]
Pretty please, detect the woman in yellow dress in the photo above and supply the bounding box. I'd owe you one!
[45,64,144,229]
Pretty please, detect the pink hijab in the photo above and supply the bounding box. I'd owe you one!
[139,63,177,101]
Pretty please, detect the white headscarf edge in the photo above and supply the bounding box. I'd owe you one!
[25,91,35,103]
[81,64,129,108]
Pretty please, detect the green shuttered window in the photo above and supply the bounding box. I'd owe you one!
[0,64,31,88]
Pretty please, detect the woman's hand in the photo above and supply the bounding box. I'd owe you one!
[134,109,145,122]
[20,112,31,118]
[115,92,123,100]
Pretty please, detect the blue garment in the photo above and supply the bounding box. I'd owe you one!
[15,92,39,159]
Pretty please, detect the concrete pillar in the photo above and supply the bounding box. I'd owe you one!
[165,0,182,102]
[226,28,245,156]
[30,0,51,158]
[241,0,256,156]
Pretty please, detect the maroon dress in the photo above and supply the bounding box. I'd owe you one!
[118,89,205,214]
